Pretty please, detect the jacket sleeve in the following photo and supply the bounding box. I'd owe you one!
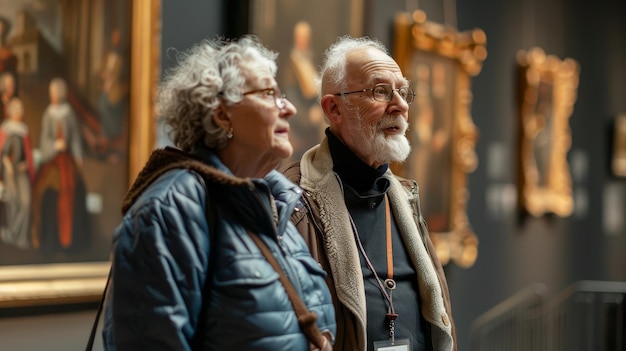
[281,162,323,259]
[108,174,210,351]
[290,201,324,261]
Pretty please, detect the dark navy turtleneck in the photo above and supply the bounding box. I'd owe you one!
[327,129,389,194]
[326,129,432,351]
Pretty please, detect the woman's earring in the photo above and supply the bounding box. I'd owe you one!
[226,127,233,139]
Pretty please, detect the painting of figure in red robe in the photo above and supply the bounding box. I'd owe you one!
[0,0,131,265]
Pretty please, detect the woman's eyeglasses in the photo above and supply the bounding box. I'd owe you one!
[243,87,287,110]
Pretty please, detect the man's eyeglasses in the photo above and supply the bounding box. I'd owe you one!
[333,84,416,104]
[243,87,287,110]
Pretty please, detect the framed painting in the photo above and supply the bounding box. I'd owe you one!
[391,10,486,268]
[0,0,160,309]
[611,114,626,177]
[250,0,364,162]
[516,47,579,217]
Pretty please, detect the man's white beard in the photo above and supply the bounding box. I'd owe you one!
[349,112,411,164]
[375,129,411,163]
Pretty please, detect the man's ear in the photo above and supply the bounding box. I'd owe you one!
[321,94,342,125]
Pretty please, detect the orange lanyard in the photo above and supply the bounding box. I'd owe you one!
[385,196,393,281]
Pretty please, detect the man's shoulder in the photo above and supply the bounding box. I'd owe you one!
[390,172,418,191]
[279,160,302,185]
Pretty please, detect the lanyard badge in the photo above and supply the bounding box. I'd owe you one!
[351,195,412,351]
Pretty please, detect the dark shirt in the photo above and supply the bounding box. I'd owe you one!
[327,130,433,351]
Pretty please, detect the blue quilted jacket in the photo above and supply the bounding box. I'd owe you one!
[102,146,336,350]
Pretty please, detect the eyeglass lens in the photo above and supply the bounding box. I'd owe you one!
[373,85,415,104]
[274,90,286,110]
[243,88,286,110]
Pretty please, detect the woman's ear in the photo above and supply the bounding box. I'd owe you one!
[320,94,342,125]
[212,103,231,130]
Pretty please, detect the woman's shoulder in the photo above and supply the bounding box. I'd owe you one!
[129,168,205,214]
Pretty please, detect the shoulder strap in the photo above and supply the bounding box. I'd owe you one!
[85,268,111,351]
[246,229,331,351]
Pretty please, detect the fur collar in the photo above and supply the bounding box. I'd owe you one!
[122,146,252,214]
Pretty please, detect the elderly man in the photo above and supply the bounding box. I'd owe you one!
[282,35,456,351]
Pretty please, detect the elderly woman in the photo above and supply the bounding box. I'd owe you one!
[102,36,335,350]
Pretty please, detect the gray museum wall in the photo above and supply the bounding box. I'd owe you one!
[1,1,624,350]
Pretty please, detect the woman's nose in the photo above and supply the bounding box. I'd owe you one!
[281,98,297,118]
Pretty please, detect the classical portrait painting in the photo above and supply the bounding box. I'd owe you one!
[0,0,130,265]
[250,0,363,162]
[407,53,456,233]
[516,47,579,217]
[392,11,486,268]
[0,0,160,309]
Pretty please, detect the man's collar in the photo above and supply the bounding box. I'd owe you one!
[326,129,389,193]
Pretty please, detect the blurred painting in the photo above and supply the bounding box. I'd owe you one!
[391,10,486,268]
[611,115,626,177]
[0,0,131,266]
[406,54,456,233]
[516,47,579,217]
[250,0,363,162]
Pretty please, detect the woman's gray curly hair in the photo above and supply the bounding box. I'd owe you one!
[158,35,278,151]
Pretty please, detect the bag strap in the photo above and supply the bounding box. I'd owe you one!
[85,268,111,351]
[246,229,330,350]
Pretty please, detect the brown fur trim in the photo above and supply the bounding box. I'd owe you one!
[121,147,253,214]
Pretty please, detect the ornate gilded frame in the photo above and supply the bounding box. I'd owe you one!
[516,47,579,217]
[0,0,160,309]
[392,11,486,268]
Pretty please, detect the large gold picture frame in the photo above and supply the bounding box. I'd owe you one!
[516,47,579,217]
[0,0,160,309]
[392,11,486,268]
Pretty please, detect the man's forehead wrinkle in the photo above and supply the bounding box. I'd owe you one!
[363,71,409,87]
[359,60,401,74]
[345,48,406,87]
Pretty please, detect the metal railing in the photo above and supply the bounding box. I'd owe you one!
[469,281,626,351]
[469,283,547,351]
